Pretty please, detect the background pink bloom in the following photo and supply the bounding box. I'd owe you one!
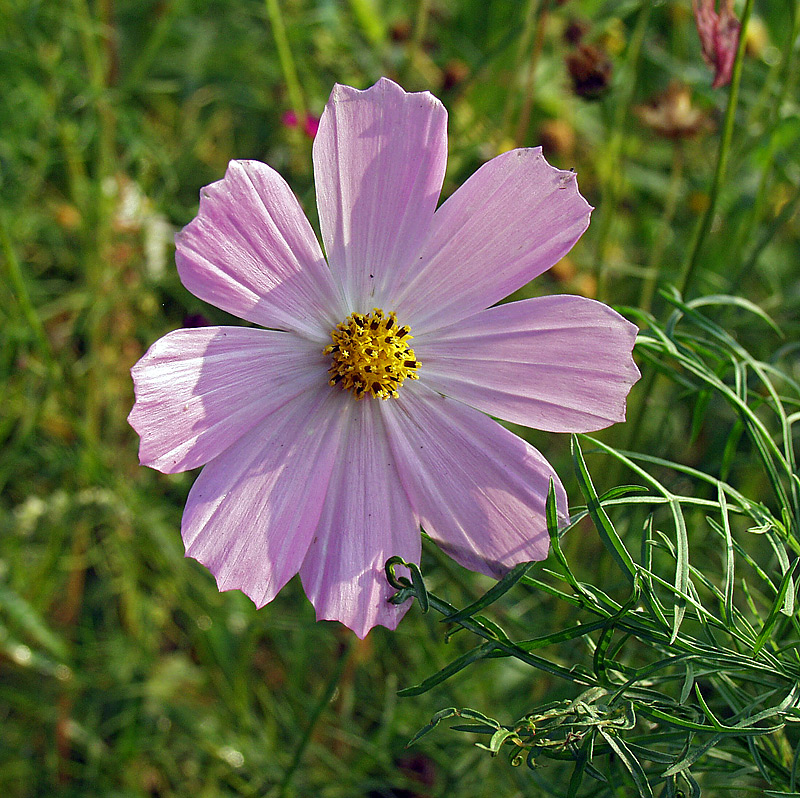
[693,0,741,88]
[129,78,640,638]
[281,109,320,138]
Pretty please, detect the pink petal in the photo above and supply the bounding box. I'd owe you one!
[182,387,349,608]
[313,77,448,313]
[692,0,740,88]
[393,148,593,334]
[176,160,344,339]
[382,383,568,579]
[129,326,329,473]
[413,295,640,432]
[300,397,421,638]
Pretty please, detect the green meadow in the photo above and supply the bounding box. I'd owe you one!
[2,0,800,795]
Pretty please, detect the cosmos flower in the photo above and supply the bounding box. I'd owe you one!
[129,78,639,638]
[692,0,741,89]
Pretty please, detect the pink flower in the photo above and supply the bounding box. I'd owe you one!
[303,114,320,138]
[693,0,741,89]
[129,78,640,638]
[281,109,320,138]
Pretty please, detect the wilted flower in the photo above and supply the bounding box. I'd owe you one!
[693,0,741,88]
[539,118,576,158]
[566,43,613,100]
[129,79,639,637]
[441,59,470,92]
[635,83,713,140]
[563,19,589,46]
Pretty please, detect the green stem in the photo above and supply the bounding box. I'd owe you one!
[727,0,800,286]
[499,0,540,144]
[276,639,354,798]
[123,0,185,90]
[406,0,432,81]
[0,213,57,374]
[733,182,800,285]
[265,0,306,118]
[514,0,547,147]
[593,4,651,303]
[746,0,800,135]
[677,0,755,298]
[639,143,684,313]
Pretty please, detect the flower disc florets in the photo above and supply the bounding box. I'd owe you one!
[324,308,420,400]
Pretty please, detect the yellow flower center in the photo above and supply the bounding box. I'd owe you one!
[324,308,420,400]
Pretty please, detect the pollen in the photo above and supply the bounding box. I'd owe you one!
[324,308,420,400]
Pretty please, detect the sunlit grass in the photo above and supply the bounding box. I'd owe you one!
[2,0,799,795]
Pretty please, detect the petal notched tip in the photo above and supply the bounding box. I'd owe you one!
[492,145,594,215]
[311,598,410,640]
[329,76,445,109]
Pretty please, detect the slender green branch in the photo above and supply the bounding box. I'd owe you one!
[0,213,57,374]
[265,0,306,118]
[277,639,354,798]
[593,3,651,303]
[639,143,684,312]
[514,0,547,147]
[406,0,432,81]
[678,0,755,297]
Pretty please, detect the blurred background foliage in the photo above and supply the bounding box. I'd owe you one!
[1,0,799,795]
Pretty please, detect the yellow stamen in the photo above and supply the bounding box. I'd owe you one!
[324,308,420,400]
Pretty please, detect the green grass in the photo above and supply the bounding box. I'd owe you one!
[2,0,799,795]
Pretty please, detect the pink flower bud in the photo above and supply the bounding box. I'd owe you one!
[693,0,741,88]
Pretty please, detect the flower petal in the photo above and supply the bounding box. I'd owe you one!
[300,397,421,638]
[313,77,448,313]
[129,326,329,473]
[414,295,640,432]
[176,160,344,339]
[382,384,568,578]
[182,387,348,608]
[393,148,593,333]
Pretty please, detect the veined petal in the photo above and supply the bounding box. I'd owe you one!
[300,397,421,638]
[182,387,348,609]
[176,160,344,339]
[393,148,593,334]
[414,296,640,432]
[313,77,448,313]
[382,383,568,579]
[129,326,329,473]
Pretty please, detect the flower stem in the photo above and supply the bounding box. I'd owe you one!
[727,1,800,286]
[1,212,56,374]
[499,0,540,144]
[734,181,800,285]
[265,0,306,118]
[514,0,547,147]
[592,3,650,303]
[639,143,684,313]
[677,0,754,298]
[276,638,354,798]
[406,0,432,81]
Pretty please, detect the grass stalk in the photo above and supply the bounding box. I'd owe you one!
[1,212,57,373]
[593,3,651,302]
[639,143,684,312]
[276,639,354,798]
[265,0,306,118]
[406,0,432,82]
[499,0,540,144]
[514,0,547,147]
[677,0,755,298]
